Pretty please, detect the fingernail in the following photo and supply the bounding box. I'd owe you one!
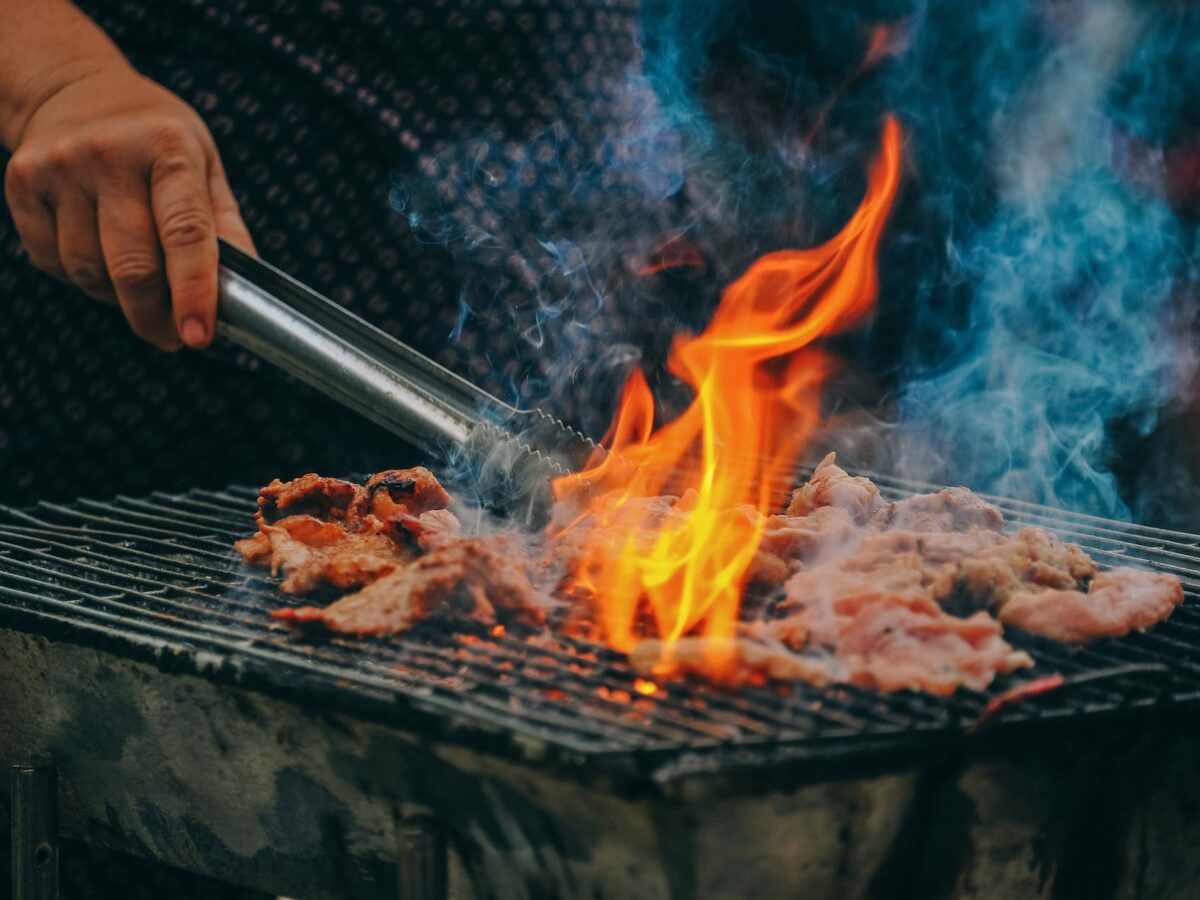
[180,317,208,348]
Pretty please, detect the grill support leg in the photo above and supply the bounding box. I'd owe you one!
[397,816,447,900]
[10,760,58,900]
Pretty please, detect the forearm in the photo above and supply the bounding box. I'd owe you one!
[0,0,130,149]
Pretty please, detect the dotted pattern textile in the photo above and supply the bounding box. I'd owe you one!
[0,0,677,505]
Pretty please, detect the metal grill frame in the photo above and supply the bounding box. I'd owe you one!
[1,475,1199,789]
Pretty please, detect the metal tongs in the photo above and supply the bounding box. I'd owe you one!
[215,240,598,524]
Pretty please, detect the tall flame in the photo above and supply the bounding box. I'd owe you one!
[553,116,903,677]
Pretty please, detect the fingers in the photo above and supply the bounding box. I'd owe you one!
[149,148,218,348]
[8,129,251,353]
[4,156,66,281]
[55,191,115,303]
[208,154,256,256]
[97,183,180,351]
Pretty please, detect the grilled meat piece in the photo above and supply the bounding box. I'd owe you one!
[631,637,835,686]
[795,526,1100,614]
[788,455,1005,534]
[233,530,273,565]
[762,590,1032,694]
[386,508,462,547]
[999,568,1184,642]
[360,467,453,521]
[252,468,452,529]
[717,458,1179,689]
[830,599,1032,694]
[634,593,1032,695]
[272,535,545,635]
[775,522,1111,641]
[244,468,536,636]
[786,453,886,523]
[938,527,1098,615]
[773,459,1176,649]
[762,542,1039,695]
[235,514,413,593]
[874,486,1005,533]
[256,473,362,524]
[238,469,461,594]
[748,506,862,584]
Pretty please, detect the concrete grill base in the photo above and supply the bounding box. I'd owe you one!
[3,628,1199,899]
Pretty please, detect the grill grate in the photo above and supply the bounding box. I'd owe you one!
[1,475,1199,780]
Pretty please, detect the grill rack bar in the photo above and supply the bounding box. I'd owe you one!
[1,479,1198,781]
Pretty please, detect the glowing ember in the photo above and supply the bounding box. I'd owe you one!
[637,236,708,277]
[553,117,903,679]
[633,678,658,696]
[597,686,633,704]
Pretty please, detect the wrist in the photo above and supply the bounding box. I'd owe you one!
[3,55,132,149]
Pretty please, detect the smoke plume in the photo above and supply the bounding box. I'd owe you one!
[392,0,1200,525]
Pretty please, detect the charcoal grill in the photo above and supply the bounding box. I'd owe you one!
[2,473,1200,899]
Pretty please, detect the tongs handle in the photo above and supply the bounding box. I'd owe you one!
[215,240,510,451]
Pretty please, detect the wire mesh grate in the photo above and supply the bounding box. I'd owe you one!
[1,475,1198,773]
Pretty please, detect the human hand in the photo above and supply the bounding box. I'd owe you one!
[4,63,254,350]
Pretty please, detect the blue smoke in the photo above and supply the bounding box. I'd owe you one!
[880,1,1198,519]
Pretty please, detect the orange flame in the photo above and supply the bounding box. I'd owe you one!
[637,236,709,277]
[553,117,903,678]
[802,22,908,147]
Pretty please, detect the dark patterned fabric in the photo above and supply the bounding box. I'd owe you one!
[0,0,680,505]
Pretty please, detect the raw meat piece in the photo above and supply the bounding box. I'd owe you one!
[999,568,1184,642]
